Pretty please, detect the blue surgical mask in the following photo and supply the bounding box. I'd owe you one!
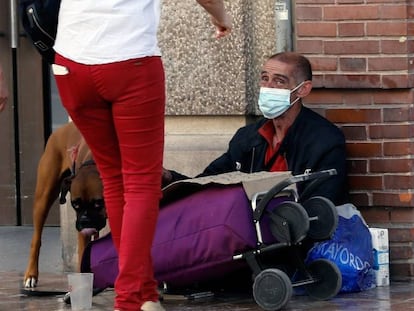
[258,82,304,119]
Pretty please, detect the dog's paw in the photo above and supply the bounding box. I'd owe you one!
[24,277,38,288]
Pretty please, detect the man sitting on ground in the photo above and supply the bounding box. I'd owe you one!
[163,52,349,206]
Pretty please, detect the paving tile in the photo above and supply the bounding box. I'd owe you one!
[3,273,414,311]
[2,226,414,310]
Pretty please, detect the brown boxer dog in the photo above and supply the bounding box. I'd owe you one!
[24,122,107,288]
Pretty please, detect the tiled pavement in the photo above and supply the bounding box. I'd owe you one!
[1,226,414,311]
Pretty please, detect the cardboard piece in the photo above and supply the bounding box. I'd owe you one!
[161,171,296,205]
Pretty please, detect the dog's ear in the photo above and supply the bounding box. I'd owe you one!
[59,176,73,204]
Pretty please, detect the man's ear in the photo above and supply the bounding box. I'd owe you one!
[297,80,312,98]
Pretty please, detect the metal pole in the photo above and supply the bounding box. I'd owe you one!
[275,0,293,52]
[10,0,22,225]
[10,0,19,48]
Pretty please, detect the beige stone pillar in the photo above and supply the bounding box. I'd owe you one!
[159,0,279,174]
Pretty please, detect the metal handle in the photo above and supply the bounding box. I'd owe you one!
[10,0,19,48]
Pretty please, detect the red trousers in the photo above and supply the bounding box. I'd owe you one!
[54,54,165,310]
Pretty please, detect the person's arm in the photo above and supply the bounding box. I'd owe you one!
[0,64,8,113]
[196,0,232,38]
[162,168,189,187]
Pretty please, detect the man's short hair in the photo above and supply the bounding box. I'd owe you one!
[268,52,312,83]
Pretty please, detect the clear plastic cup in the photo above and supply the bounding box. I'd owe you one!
[67,273,94,310]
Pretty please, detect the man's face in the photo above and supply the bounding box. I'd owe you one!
[259,59,297,90]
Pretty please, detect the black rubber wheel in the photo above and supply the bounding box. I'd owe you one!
[253,269,292,311]
[305,259,342,300]
[267,201,309,244]
[303,196,338,240]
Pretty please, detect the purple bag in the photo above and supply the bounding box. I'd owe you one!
[82,184,285,289]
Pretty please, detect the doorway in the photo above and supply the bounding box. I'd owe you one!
[0,0,67,225]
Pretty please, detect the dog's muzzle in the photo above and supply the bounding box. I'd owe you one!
[71,198,106,236]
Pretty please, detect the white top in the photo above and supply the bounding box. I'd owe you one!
[54,0,161,64]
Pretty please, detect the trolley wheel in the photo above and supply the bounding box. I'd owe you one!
[303,196,338,240]
[253,269,292,311]
[268,201,309,244]
[305,259,342,300]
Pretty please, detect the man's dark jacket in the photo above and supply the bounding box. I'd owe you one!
[203,106,349,205]
[171,106,349,205]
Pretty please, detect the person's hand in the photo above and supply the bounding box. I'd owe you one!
[211,12,232,39]
[0,66,8,113]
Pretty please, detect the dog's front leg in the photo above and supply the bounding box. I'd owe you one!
[77,232,92,272]
[24,149,64,288]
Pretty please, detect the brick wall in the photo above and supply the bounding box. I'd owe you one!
[295,0,414,280]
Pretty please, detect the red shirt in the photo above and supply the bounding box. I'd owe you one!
[258,120,288,172]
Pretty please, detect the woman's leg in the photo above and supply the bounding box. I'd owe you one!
[53,54,125,252]
[54,55,165,310]
[106,57,165,310]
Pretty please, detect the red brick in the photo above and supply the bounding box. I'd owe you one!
[306,73,323,88]
[324,40,380,54]
[388,228,414,242]
[379,5,408,19]
[390,245,413,261]
[323,74,381,88]
[338,23,365,37]
[384,142,413,156]
[296,0,335,3]
[368,57,408,71]
[326,109,381,123]
[305,90,344,104]
[370,159,413,173]
[348,175,383,190]
[390,206,414,222]
[390,263,414,280]
[347,159,368,174]
[370,125,414,139]
[310,75,324,88]
[342,126,368,140]
[358,206,390,223]
[367,22,408,36]
[295,40,323,54]
[346,142,382,157]
[338,0,364,4]
[384,107,414,122]
[349,192,370,206]
[373,192,414,207]
[340,58,367,71]
[308,57,338,71]
[296,6,322,20]
[366,0,406,4]
[324,5,380,20]
[342,91,373,105]
[382,39,409,54]
[382,75,412,88]
[297,22,337,37]
[373,90,414,105]
[384,175,414,190]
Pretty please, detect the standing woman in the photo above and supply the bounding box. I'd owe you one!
[52,1,232,311]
